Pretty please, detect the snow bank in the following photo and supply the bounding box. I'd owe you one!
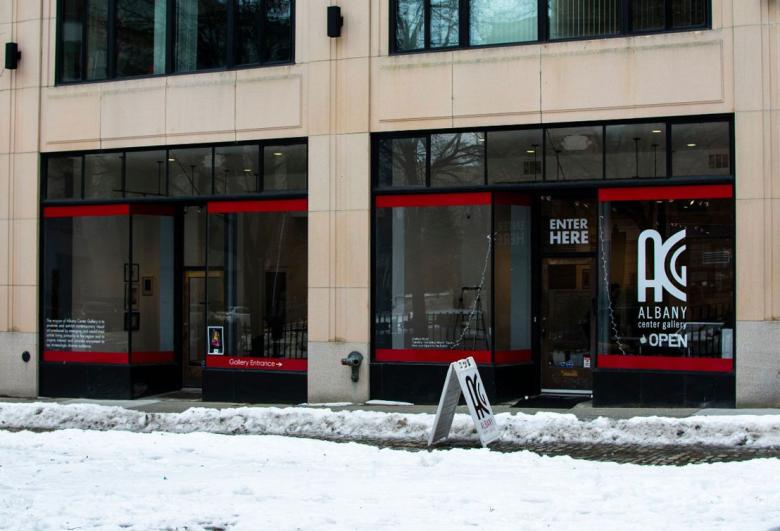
[2,402,780,448]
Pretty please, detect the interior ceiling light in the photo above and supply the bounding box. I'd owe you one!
[243,168,253,172]
[273,152,284,157]
[168,158,176,162]
[652,129,662,134]
[526,149,536,154]
[687,143,697,148]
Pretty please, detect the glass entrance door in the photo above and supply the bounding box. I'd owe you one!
[540,257,594,392]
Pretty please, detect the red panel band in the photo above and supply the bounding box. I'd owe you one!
[43,351,129,364]
[44,205,131,218]
[376,193,492,208]
[494,349,533,365]
[130,351,175,364]
[597,354,733,373]
[206,356,307,372]
[130,205,176,216]
[375,349,491,364]
[494,193,531,206]
[208,199,308,214]
[598,185,733,203]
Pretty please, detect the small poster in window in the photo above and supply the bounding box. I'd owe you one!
[207,326,224,356]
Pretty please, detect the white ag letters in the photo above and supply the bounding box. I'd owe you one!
[637,229,687,303]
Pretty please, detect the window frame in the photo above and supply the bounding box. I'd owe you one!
[55,0,296,85]
[390,0,711,54]
[372,115,733,192]
[42,138,308,203]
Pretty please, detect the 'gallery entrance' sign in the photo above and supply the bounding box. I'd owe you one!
[428,356,500,448]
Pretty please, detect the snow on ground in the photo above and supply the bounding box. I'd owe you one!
[0,429,778,530]
[2,402,780,448]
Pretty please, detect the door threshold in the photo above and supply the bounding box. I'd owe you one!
[540,388,592,396]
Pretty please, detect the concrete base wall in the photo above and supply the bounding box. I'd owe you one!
[308,341,369,404]
[0,332,37,397]
[737,321,780,407]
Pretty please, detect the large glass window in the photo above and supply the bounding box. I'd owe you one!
[470,0,538,45]
[377,137,427,188]
[45,140,306,201]
[174,0,228,72]
[263,144,307,192]
[395,0,426,52]
[115,0,167,77]
[672,121,730,177]
[207,208,308,360]
[486,129,543,184]
[391,0,709,52]
[47,156,83,200]
[606,123,667,180]
[548,0,621,39]
[125,150,168,197]
[59,0,85,82]
[430,0,460,48]
[56,0,295,83]
[598,188,735,368]
[375,118,731,190]
[215,145,260,195]
[84,153,123,199]
[43,215,130,356]
[375,200,492,353]
[430,132,485,187]
[86,0,109,80]
[169,147,213,197]
[545,126,603,181]
[43,209,175,363]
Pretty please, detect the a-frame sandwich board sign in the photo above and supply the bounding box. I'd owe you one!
[428,356,500,448]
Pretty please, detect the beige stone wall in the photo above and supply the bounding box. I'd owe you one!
[0,0,45,397]
[1,0,778,403]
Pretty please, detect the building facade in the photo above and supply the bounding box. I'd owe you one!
[0,0,777,406]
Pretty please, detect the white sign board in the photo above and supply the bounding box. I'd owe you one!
[428,357,500,448]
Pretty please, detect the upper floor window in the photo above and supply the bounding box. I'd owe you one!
[57,0,294,84]
[392,0,708,53]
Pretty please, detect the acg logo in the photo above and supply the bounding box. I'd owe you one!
[637,229,687,303]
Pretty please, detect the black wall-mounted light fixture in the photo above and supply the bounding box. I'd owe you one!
[5,42,21,70]
[327,6,343,38]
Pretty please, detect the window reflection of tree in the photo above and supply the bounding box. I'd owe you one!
[431,133,484,186]
[396,0,425,50]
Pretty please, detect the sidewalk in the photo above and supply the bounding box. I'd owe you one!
[2,390,778,419]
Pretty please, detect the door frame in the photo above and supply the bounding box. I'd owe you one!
[532,189,598,396]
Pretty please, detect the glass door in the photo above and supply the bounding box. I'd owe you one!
[540,257,595,392]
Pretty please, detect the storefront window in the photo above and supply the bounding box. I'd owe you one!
[672,121,731,177]
[263,144,307,192]
[126,150,168,198]
[84,153,123,199]
[215,145,260,195]
[597,186,735,370]
[47,156,83,200]
[430,133,485,187]
[470,0,538,45]
[493,197,532,356]
[131,214,175,357]
[486,129,543,184]
[545,126,603,181]
[375,197,492,356]
[377,137,427,188]
[169,147,213,197]
[606,123,666,179]
[43,214,130,356]
[206,207,308,360]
